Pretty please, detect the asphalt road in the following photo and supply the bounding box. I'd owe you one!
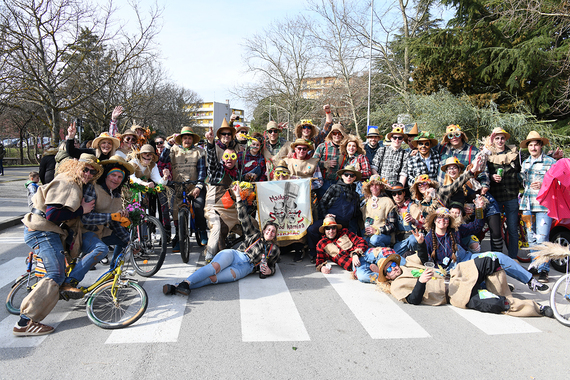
[1,222,569,380]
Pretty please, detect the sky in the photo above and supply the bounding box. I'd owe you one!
[113,0,310,115]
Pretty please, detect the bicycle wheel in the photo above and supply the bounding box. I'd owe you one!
[178,207,190,263]
[550,273,570,327]
[131,215,167,277]
[6,273,41,315]
[86,280,148,329]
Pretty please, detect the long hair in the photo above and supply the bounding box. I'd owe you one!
[429,224,458,263]
[56,158,101,187]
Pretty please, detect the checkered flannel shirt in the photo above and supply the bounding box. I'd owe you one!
[371,146,410,185]
[520,153,556,212]
[238,150,267,181]
[340,154,372,180]
[436,143,490,188]
[81,183,130,244]
[318,180,359,219]
[486,147,521,202]
[312,121,333,148]
[313,141,343,181]
[407,151,441,185]
[315,228,368,270]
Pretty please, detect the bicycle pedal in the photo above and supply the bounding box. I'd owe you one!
[59,292,70,301]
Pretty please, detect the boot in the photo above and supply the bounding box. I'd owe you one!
[172,234,180,253]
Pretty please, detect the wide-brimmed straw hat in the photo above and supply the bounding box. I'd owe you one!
[274,159,291,174]
[319,214,343,234]
[376,254,402,283]
[490,127,511,141]
[295,120,318,140]
[386,125,407,141]
[367,126,381,137]
[325,123,348,142]
[78,153,103,177]
[135,144,158,163]
[442,124,468,144]
[520,131,549,149]
[290,138,314,150]
[92,132,120,150]
[441,156,465,172]
[410,131,438,148]
[362,174,388,198]
[235,124,250,134]
[118,129,138,142]
[337,164,362,181]
[340,135,365,156]
[175,126,200,145]
[424,207,460,231]
[217,118,236,140]
[99,155,135,175]
[410,174,439,200]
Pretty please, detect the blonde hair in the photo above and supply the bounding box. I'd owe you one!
[56,159,102,186]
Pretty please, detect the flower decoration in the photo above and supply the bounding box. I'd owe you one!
[126,202,145,226]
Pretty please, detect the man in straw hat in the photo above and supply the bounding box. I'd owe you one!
[364,126,382,164]
[282,139,323,188]
[361,175,396,248]
[161,126,207,248]
[520,130,558,283]
[315,214,368,274]
[386,182,423,257]
[262,120,287,160]
[371,124,410,185]
[407,131,440,185]
[313,122,348,197]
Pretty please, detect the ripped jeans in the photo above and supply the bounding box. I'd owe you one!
[524,211,552,273]
[184,249,254,289]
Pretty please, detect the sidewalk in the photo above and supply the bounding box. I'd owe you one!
[0,165,37,231]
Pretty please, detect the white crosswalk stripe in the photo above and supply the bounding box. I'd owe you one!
[448,305,541,335]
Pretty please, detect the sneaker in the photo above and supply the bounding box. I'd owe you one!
[198,230,208,246]
[310,257,316,264]
[100,257,109,265]
[60,283,84,299]
[538,271,549,283]
[293,250,303,262]
[508,283,515,292]
[13,320,54,336]
[172,240,180,253]
[163,282,190,296]
[540,305,554,318]
[528,266,539,276]
[528,278,549,294]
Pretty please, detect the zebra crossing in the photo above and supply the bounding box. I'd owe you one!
[0,250,546,349]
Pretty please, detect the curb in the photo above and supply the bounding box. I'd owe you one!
[0,216,24,231]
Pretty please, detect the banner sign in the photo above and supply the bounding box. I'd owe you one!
[256,179,312,241]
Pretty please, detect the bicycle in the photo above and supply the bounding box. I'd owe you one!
[6,243,148,329]
[172,180,205,263]
[549,252,570,326]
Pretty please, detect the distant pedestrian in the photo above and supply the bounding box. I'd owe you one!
[39,146,58,184]
[25,171,41,210]
[0,141,5,175]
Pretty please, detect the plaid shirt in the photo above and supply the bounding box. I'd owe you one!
[81,183,130,244]
[238,149,267,181]
[407,151,441,185]
[486,146,521,202]
[315,228,368,270]
[313,141,342,181]
[236,200,280,275]
[340,153,372,180]
[437,143,490,188]
[264,137,287,157]
[206,141,241,184]
[520,153,556,212]
[371,146,410,184]
[318,180,359,219]
[109,119,119,137]
[437,170,475,207]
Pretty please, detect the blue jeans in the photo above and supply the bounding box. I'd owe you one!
[24,227,67,285]
[524,211,552,273]
[66,231,108,284]
[393,234,419,257]
[184,249,254,289]
[363,231,391,247]
[102,233,128,267]
[469,252,531,284]
[496,198,520,259]
[355,248,407,283]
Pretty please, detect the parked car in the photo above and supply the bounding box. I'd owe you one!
[550,218,570,272]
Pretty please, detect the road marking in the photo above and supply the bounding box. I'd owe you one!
[0,237,25,244]
[239,265,310,342]
[0,312,70,348]
[325,271,431,339]
[0,257,28,288]
[448,305,541,335]
[105,257,195,344]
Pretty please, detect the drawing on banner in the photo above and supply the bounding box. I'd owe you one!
[257,179,312,241]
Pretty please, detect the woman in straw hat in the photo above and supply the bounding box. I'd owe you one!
[519,131,558,283]
[340,134,372,181]
[15,154,101,336]
[237,132,267,182]
[129,144,170,188]
[65,123,119,161]
[374,251,549,318]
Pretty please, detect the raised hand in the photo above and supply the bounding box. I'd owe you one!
[112,106,124,121]
[205,127,214,144]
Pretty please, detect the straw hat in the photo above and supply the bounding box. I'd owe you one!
[375,254,402,283]
[410,174,439,200]
[118,128,138,142]
[78,153,103,178]
[442,124,468,144]
[135,144,158,163]
[367,126,381,137]
[295,121,317,139]
[175,126,200,145]
[337,164,362,181]
[290,138,314,150]
[520,131,549,149]
[319,214,343,234]
[490,127,511,141]
[362,174,388,198]
[424,207,460,231]
[325,123,348,142]
[217,118,236,140]
[235,124,250,134]
[407,123,419,138]
[440,156,465,172]
[266,121,279,131]
[274,159,291,174]
[386,125,407,141]
[340,135,365,156]
[92,132,120,150]
[99,155,135,175]
[410,131,438,149]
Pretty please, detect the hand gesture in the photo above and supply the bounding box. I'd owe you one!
[419,268,434,283]
[231,183,241,200]
[412,229,424,244]
[323,104,331,114]
[67,122,77,140]
[553,147,564,159]
[162,168,171,181]
[168,137,175,146]
[112,106,124,122]
[81,198,95,213]
[205,127,214,144]
[230,113,237,122]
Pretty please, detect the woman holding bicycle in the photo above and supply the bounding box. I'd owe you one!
[163,184,280,296]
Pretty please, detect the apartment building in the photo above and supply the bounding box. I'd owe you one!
[190,101,245,133]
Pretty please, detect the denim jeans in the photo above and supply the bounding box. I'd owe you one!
[393,234,419,257]
[24,227,67,285]
[469,252,531,284]
[66,231,108,284]
[362,231,391,247]
[102,233,128,267]
[497,197,520,259]
[355,248,407,283]
[524,211,552,273]
[184,249,254,289]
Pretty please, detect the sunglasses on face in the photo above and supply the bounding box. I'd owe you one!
[222,152,237,160]
[238,131,248,135]
[83,167,97,175]
[385,261,397,274]
[436,216,450,221]
[302,125,312,130]
[124,137,137,143]
[392,191,404,196]
[219,132,232,137]
[331,132,343,136]
[142,154,153,160]
[418,141,430,147]
[324,226,337,231]
[392,135,404,141]
[448,132,462,139]
[155,140,164,145]
[296,146,308,151]
[343,173,356,178]
[268,129,279,134]
[418,182,429,187]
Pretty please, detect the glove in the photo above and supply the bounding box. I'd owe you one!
[111,213,131,227]
[111,213,122,222]
[119,217,131,228]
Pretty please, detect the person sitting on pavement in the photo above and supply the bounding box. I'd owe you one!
[407,131,440,186]
[416,207,549,293]
[237,132,267,182]
[354,246,405,283]
[448,202,482,254]
[66,123,119,161]
[375,253,552,318]
[160,127,207,249]
[25,171,41,210]
[15,154,100,336]
[371,124,410,185]
[361,175,396,248]
[315,214,369,274]
[386,182,424,257]
[313,123,348,197]
[163,183,280,296]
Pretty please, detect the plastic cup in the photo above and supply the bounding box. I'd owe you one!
[402,211,409,226]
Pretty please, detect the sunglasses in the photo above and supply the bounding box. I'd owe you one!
[331,132,343,136]
[391,191,404,196]
[295,146,308,151]
[391,135,404,141]
[238,131,248,135]
[417,141,430,147]
[302,125,312,130]
[268,129,279,134]
[324,226,337,231]
[418,182,430,187]
[222,152,237,160]
[219,132,232,137]
[155,140,164,145]
[385,261,397,274]
[343,173,356,178]
[124,137,137,143]
[274,171,289,178]
[447,132,462,139]
[83,167,98,175]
